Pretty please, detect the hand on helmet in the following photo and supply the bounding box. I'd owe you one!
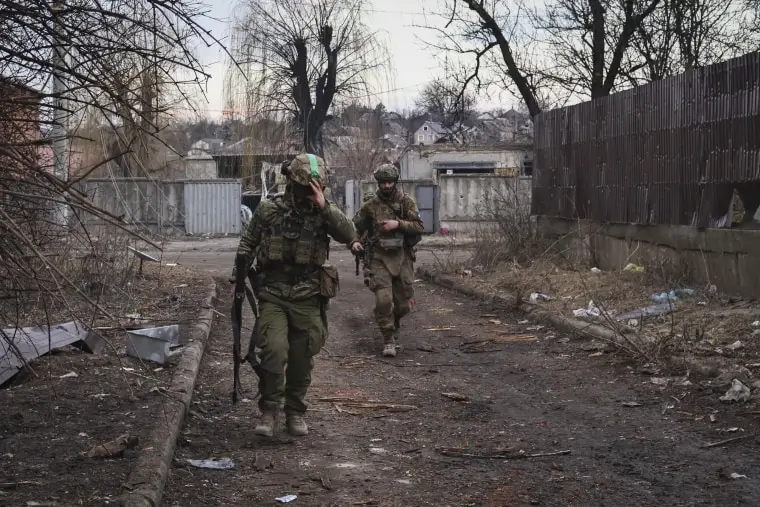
[307,180,326,209]
[350,241,364,253]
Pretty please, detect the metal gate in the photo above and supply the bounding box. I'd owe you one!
[415,185,438,234]
[184,180,241,234]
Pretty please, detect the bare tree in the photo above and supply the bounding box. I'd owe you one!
[328,103,387,181]
[426,0,760,116]
[227,0,390,156]
[627,0,759,84]
[0,1,226,335]
[415,77,477,129]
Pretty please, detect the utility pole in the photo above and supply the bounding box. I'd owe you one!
[52,0,69,226]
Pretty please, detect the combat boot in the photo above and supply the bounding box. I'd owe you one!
[381,330,396,357]
[286,414,308,436]
[254,409,276,437]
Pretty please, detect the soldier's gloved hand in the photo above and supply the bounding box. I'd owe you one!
[350,241,364,253]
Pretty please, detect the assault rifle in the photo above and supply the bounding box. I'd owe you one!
[231,255,262,404]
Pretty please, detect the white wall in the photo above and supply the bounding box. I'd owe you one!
[438,175,532,233]
[400,147,533,181]
[352,175,532,235]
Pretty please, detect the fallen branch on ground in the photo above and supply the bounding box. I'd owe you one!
[701,433,757,448]
[436,447,571,460]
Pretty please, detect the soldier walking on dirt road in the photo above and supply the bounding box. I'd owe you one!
[349,164,424,357]
[231,154,356,437]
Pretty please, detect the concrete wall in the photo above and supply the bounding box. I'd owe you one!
[538,216,760,297]
[438,175,532,232]
[76,178,186,236]
[184,155,217,179]
[400,146,532,181]
[356,175,532,235]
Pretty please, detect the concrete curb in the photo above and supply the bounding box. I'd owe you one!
[118,280,218,507]
[416,267,639,349]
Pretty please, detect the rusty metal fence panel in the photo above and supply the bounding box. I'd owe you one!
[532,51,760,226]
[184,180,241,234]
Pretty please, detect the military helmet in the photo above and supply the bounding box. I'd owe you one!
[362,191,375,202]
[286,153,328,186]
[373,164,399,183]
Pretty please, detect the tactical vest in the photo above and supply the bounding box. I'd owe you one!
[373,197,406,250]
[258,197,329,267]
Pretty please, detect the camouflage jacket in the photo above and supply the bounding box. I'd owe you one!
[233,195,355,301]
[352,189,424,259]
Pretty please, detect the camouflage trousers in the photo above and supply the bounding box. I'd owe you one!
[368,256,414,343]
[255,293,327,415]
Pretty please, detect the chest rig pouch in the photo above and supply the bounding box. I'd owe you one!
[259,201,329,267]
[374,200,405,250]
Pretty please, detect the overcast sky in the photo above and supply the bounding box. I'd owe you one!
[193,0,514,121]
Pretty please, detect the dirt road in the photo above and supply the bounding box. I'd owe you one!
[161,241,760,506]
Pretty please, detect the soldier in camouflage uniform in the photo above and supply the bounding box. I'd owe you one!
[350,165,424,357]
[231,153,356,437]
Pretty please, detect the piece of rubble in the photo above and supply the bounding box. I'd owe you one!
[719,379,751,403]
[85,433,139,458]
[125,324,180,365]
[1,321,104,385]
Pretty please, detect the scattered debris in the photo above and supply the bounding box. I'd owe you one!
[616,303,676,321]
[573,300,601,318]
[0,321,104,385]
[275,494,298,503]
[415,344,436,353]
[650,377,670,386]
[622,401,643,407]
[651,288,695,303]
[727,341,744,351]
[85,433,139,458]
[334,404,361,415]
[436,446,570,460]
[580,341,608,352]
[122,313,151,329]
[730,473,748,480]
[187,457,235,470]
[719,379,751,403]
[623,263,645,272]
[369,447,389,455]
[125,324,180,365]
[529,293,552,303]
[425,326,456,332]
[488,319,502,325]
[590,267,602,274]
[319,398,418,412]
[441,392,470,402]
[59,371,78,379]
[253,454,272,471]
[127,246,160,275]
[460,335,538,353]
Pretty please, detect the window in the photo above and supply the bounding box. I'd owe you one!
[417,135,423,141]
[423,126,428,131]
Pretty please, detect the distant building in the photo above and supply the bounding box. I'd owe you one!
[412,121,448,145]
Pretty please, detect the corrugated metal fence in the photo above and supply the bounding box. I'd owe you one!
[532,50,760,227]
[184,180,241,234]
